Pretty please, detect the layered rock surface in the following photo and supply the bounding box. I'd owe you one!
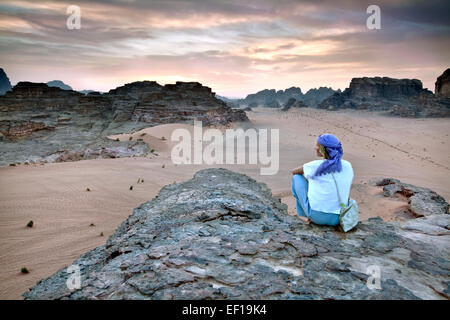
[24,169,449,300]
[319,75,450,117]
[0,81,248,166]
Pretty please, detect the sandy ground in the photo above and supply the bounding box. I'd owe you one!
[1,107,449,299]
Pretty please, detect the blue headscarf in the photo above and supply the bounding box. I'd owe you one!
[313,134,343,177]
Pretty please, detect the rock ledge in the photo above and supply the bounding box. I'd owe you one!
[24,169,449,300]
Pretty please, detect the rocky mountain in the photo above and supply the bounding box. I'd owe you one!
[47,80,73,91]
[0,68,12,95]
[435,68,450,97]
[238,86,336,108]
[302,87,340,107]
[23,168,449,300]
[319,75,450,117]
[0,81,248,166]
[239,87,303,107]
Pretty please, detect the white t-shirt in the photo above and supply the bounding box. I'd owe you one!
[303,159,354,214]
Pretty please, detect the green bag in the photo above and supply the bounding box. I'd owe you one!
[331,173,358,232]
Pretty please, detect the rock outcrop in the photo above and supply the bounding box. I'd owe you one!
[319,75,450,117]
[391,94,450,117]
[282,98,308,111]
[376,178,449,217]
[435,68,450,97]
[0,81,248,166]
[108,81,248,126]
[347,77,428,99]
[24,169,449,300]
[0,68,12,95]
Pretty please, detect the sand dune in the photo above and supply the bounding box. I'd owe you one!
[108,123,196,155]
[1,108,449,299]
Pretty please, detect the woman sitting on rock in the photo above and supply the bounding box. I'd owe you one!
[291,134,354,226]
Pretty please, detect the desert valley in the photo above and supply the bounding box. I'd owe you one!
[0,66,449,299]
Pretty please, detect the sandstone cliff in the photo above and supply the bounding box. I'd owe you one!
[319,75,450,117]
[24,169,449,300]
[435,68,450,97]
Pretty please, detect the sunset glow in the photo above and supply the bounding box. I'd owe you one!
[0,0,449,96]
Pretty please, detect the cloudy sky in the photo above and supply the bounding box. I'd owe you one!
[0,0,449,97]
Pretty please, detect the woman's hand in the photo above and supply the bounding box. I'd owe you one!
[292,166,304,175]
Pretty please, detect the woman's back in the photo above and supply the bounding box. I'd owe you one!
[303,159,354,214]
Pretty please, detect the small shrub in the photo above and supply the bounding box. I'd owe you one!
[89,223,95,227]
[129,185,133,190]
[150,149,155,153]
[100,232,104,237]
[86,187,91,192]
[26,220,33,228]
[9,163,16,166]
[140,133,146,136]
[161,136,166,141]
[115,138,120,141]
[162,164,165,168]
[21,267,29,274]
[129,136,133,141]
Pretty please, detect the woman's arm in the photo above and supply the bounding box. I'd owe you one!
[292,165,304,175]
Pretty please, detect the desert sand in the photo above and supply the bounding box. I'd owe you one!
[1,107,449,299]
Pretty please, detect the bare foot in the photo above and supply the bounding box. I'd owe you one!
[306,218,311,224]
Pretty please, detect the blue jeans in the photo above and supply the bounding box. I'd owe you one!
[291,174,340,226]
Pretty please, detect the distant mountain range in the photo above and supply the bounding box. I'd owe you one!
[1,66,448,117]
[46,80,73,91]
[45,81,101,95]
[217,86,339,109]
[0,68,12,95]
